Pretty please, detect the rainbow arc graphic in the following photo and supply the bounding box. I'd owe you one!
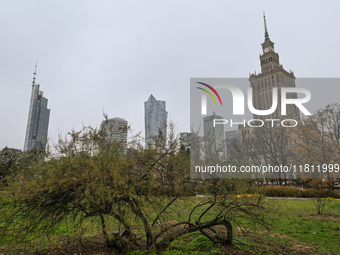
[196,82,222,106]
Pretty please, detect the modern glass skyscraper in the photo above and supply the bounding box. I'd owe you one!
[23,65,50,151]
[100,117,128,147]
[144,94,168,146]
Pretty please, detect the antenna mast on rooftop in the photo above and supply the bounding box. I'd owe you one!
[32,61,37,87]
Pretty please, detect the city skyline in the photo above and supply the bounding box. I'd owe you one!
[1,1,340,149]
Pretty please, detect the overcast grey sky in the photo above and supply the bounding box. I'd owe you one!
[1,0,340,149]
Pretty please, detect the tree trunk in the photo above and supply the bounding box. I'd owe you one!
[99,214,110,247]
[156,218,233,251]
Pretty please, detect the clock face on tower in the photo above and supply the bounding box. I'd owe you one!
[264,48,269,53]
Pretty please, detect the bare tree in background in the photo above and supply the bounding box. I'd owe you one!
[290,104,340,180]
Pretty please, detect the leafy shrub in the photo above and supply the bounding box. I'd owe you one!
[247,185,340,198]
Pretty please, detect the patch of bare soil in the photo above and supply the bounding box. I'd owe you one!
[0,236,118,255]
[268,233,318,255]
[200,227,321,255]
[303,213,340,221]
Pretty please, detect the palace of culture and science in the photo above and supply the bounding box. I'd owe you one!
[239,13,300,138]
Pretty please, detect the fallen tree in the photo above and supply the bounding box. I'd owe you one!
[0,123,271,253]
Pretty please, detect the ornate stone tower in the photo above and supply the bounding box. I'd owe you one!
[248,13,300,122]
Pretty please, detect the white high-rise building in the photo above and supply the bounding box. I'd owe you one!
[100,117,128,147]
[203,111,225,158]
[144,94,168,146]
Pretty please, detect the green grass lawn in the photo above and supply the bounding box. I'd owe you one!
[1,197,340,254]
[156,198,340,255]
[267,199,340,254]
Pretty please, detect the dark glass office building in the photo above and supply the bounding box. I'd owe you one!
[23,67,50,151]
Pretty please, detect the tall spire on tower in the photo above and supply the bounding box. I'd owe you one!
[263,12,270,41]
[32,61,37,87]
